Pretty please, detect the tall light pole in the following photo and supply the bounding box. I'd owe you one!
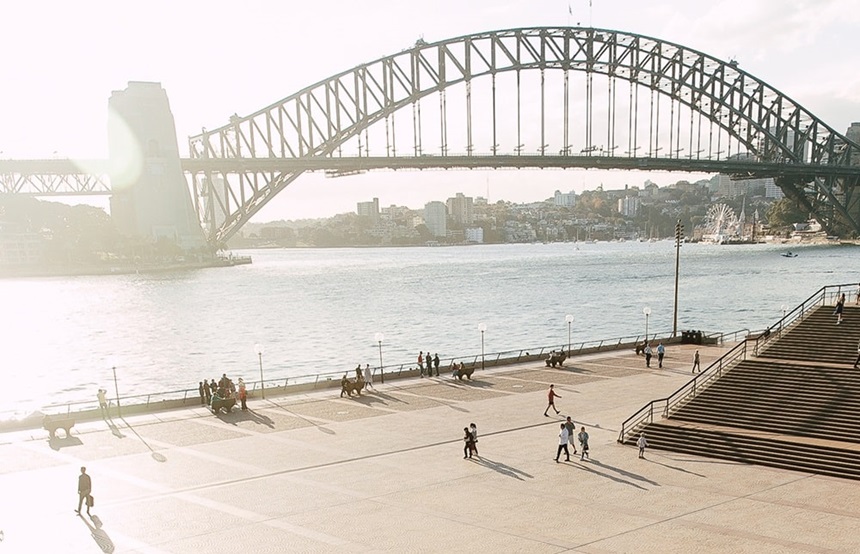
[111,365,121,418]
[643,306,651,342]
[565,314,574,356]
[478,323,487,370]
[254,343,265,399]
[673,219,683,337]
[374,332,385,384]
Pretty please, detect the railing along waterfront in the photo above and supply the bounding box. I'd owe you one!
[6,328,696,425]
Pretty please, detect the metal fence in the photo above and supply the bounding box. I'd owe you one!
[6,327,716,423]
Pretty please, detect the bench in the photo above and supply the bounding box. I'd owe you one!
[545,351,567,368]
[211,396,236,414]
[454,365,475,380]
[341,378,365,397]
[43,416,75,439]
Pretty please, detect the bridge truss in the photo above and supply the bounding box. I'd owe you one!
[4,27,860,242]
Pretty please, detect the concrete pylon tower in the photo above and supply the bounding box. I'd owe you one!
[108,81,205,249]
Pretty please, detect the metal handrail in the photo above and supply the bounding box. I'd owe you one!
[617,340,749,443]
[617,282,859,443]
[752,283,854,356]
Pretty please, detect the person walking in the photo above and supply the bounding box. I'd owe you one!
[692,350,701,373]
[835,293,845,325]
[198,382,206,406]
[854,339,860,369]
[418,351,424,378]
[657,342,665,368]
[363,364,374,390]
[75,466,92,515]
[433,353,440,377]
[544,384,561,417]
[463,427,475,459]
[237,378,247,410]
[637,433,649,459]
[578,426,590,460]
[644,343,652,368]
[469,423,479,457]
[564,416,578,455]
[97,389,108,417]
[555,423,571,462]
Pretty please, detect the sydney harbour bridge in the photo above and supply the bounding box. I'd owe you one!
[2,27,859,244]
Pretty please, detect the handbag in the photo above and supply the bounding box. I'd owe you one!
[86,494,94,508]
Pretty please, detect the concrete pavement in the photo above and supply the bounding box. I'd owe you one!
[2,343,859,553]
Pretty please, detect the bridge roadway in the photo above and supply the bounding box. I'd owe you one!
[2,155,856,196]
[2,342,857,552]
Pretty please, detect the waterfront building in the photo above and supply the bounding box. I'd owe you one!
[357,197,380,223]
[423,201,447,237]
[465,227,484,243]
[553,189,577,207]
[617,195,640,217]
[446,193,474,225]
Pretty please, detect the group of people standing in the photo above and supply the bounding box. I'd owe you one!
[199,374,248,411]
[556,417,590,462]
[417,351,441,377]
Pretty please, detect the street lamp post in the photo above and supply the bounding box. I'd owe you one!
[374,332,385,384]
[565,314,574,356]
[111,365,121,418]
[478,323,487,370]
[254,343,265,399]
[673,219,684,337]
[643,307,652,342]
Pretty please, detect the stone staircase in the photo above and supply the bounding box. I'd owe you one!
[623,304,860,480]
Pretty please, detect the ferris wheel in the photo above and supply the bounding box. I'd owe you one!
[705,203,738,236]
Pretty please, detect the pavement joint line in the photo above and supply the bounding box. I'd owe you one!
[102,418,565,510]
[570,471,817,551]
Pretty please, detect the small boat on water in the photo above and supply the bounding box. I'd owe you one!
[781,251,798,258]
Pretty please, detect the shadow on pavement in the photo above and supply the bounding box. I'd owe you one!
[565,459,650,490]
[216,408,275,428]
[117,417,167,463]
[469,456,533,480]
[48,435,83,451]
[589,459,660,486]
[79,514,115,553]
[645,456,707,477]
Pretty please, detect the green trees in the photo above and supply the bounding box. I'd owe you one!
[766,198,808,231]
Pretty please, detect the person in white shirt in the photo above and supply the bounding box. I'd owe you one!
[555,423,570,462]
[637,433,649,459]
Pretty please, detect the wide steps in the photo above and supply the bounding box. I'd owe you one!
[626,422,860,480]
[670,359,860,443]
[759,304,860,364]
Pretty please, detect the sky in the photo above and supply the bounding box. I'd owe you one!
[2,0,858,221]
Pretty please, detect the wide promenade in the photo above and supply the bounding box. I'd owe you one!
[2,343,858,553]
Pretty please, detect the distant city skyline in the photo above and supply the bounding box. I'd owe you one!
[2,0,856,221]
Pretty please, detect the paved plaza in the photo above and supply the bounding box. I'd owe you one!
[2,343,860,553]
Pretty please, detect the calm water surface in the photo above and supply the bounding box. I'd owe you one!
[2,241,857,417]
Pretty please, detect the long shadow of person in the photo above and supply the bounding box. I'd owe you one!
[470,456,534,481]
[79,514,115,553]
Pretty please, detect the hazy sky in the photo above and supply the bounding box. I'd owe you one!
[2,0,858,220]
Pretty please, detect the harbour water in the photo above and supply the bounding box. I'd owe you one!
[2,241,857,418]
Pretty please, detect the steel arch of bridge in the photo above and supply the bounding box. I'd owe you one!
[189,27,860,243]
